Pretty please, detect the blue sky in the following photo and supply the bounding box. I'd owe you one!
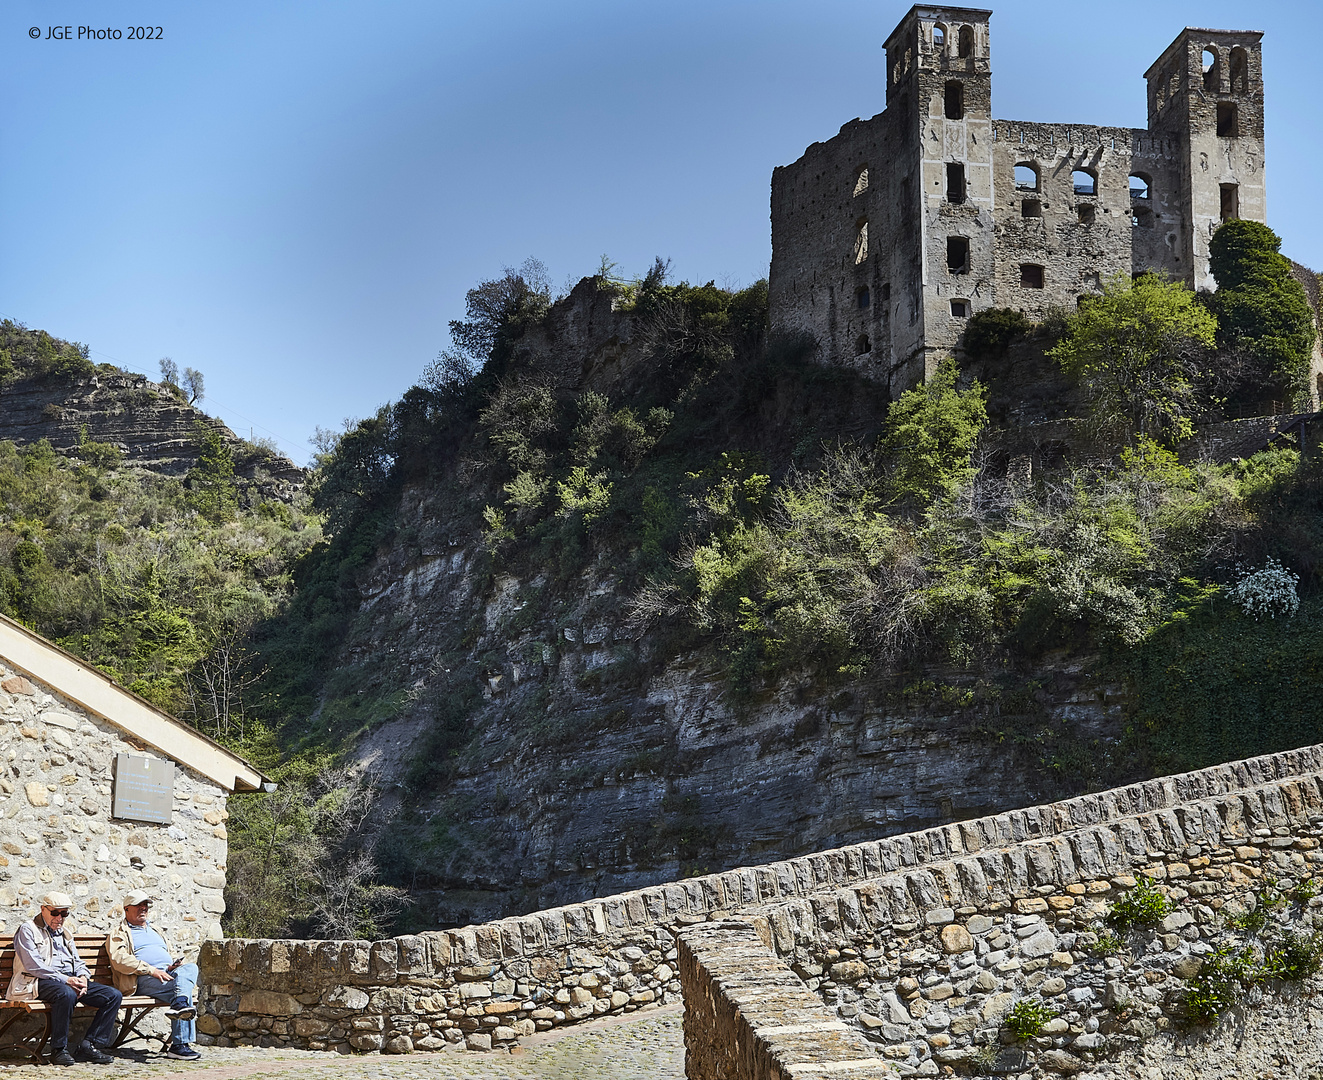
[4,0,1320,465]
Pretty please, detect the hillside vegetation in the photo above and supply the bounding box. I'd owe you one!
[223,227,1323,932]
[5,224,1322,938]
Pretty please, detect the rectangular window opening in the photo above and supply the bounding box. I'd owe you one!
[1021,199,1041,219]
[1077,205,1096,225]
[1220,183,1239,222]
[856,286,870,309]
[950,299,970,318]
[944,81,964,121]
[1217,102,1238,137]
[946,162,966,205]
[946,236,970,274]
[1020,264,1045,289]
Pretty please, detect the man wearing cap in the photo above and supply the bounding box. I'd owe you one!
[8,893,122,1065]
[106,892,201,1061]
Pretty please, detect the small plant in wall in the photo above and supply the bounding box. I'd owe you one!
[1088,928,1123,956]
[1106,875,1172,930]
[1003,998,1051,1040]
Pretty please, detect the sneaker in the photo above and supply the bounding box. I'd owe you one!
[47,1049,75,1067]
[166,1044,202,1061]
[165,996,196,1020]
[74,1043,114,1065]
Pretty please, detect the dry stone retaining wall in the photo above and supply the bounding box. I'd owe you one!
[199,744,1323,1068]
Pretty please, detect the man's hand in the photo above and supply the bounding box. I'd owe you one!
[65,975,87,996]
[147,966,170,982]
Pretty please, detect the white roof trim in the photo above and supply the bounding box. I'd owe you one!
[0,614,266,793]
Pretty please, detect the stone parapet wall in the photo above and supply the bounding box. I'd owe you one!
[198,744,1323,1058]
[679,921,896,1080]
[740,767,1323,1076]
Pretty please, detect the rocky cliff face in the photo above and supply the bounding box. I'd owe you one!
[350,500,1124,929]
[0,368,304,498]
[302,281,1130,930]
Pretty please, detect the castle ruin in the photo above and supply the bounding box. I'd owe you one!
[768,5,1266,399]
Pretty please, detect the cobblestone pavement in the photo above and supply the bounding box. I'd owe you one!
[0,1007,685,1080]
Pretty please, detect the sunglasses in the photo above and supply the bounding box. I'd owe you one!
[47,910,70,918]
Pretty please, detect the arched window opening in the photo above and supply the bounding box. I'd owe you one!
[1014,164,1039,192]
[1021,198,1041,219]
[1072,169,1097,196]
[950,299,970,318]
[947,236,970,274]
[946,162,966,204]
[855,333,871,355]
[853,166,869,196]
[1202,47,1218,91]
[958,25,974,58]
[1217,102,1238,137]
[933,24,946,50]
[856,286,870,309]
[944,81,964,120]
[1020,264,1045,289]
[1129,173,1151,200]
[1230,47,1249,92]
[854,218,869,264]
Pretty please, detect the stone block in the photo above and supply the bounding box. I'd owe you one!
[940,924,973,953]
[383,1035,413,1054]
[237,990,301,1016]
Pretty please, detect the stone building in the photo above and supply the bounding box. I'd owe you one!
[0,613,266,954]
[768,5,1266,397]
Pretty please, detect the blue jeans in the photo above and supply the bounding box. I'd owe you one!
[136,964,197,1047]
[36,978,122,1051]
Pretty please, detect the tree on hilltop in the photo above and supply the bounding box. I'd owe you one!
[1050,273,1217,446]
[1206,220,1316,409]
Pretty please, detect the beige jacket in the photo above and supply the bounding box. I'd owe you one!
[105,918,197,996]
[7,916,81,1002]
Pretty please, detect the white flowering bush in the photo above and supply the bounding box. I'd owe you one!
[1228,557,1300,620]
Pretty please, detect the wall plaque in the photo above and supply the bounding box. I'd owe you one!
[111,753,174,824]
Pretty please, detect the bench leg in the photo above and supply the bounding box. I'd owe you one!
[31,1012,52,1066]
[112,1007,170,1054]
[0,1009,45,1066]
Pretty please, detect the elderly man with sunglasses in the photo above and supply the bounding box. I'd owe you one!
[106,892,201,1061]
[8,892,122,1065]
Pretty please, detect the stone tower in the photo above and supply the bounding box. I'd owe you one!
[1145,28,1265,290]
[885,6,994,389]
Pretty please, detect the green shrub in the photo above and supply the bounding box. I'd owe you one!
[1003,998,1051,1039]
[1049,273,1216,446]
[1207,220,1316,405]
[881,356,987,505]
[1107,876,1172,929]
[962,307,1031,360]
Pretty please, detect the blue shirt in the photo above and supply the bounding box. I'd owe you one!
[128,924,172,970]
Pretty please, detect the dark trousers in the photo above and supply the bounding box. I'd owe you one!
[36,978,121,1051]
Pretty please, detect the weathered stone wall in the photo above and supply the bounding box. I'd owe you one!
[679,920,896,1080]
[768,8,1269,391]
[198,743,1323,1065]
[735,764,1323,1076]
[0,661,230,945]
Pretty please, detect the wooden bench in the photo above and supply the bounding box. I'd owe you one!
[0,935,173,1063]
